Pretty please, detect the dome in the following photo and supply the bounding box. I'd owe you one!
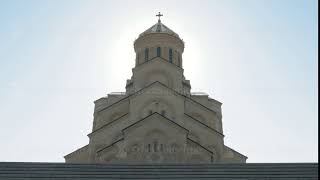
[138,20,180,38]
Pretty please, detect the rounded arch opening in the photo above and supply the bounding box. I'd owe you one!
[138,98,176,119]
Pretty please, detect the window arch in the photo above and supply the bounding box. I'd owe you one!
[147,141,164,153]
[160,144,164,152]
[144,48,149,61]
[169,48,173,63]
[148,144,151,152]
[156,47,161,57]
[153,141,158,152]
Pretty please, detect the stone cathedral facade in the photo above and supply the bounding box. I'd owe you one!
[65,16,247,163]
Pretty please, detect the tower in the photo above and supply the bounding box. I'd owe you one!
[65,14,247,163]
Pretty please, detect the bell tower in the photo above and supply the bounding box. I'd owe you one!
[126,13,191,95]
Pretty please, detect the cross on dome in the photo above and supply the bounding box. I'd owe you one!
[156,12,163,22]
[138,12,180,38]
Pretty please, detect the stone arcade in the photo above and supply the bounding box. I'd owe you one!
[64,15,247,163]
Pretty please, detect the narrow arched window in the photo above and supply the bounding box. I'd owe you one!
[154,141,158,152]
[156,47,161,57]
[172,146,176,153]
[169,49,173,63]
[160,144,164,152]
[148,144,151,152]
[144,48,149,61]
[178,53,181,67]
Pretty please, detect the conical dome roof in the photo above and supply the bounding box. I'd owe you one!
[138,20,180,38]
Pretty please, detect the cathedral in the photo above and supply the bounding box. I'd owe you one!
[64,14,247,163]
[1,13,317,180]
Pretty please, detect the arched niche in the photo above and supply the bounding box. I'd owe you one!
[143,129,167,153]
[138,98,176,119]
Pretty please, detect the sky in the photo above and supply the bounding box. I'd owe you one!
[0,0,318,163]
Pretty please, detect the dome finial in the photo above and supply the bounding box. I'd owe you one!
[156,12,163,22]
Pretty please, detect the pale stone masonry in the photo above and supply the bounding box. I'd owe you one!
[65,18,247,163]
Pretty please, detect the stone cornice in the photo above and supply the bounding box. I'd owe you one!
[96,138,124,154]
[96,81,220,116]
[224,145,248,159]
[64,145,89,158]
[88,113,129,137]
[134,56,184,71]
[184,113,224,137]
[187,138,213,155]
[122,112,189,133]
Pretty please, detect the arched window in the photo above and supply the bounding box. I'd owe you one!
[148,144,151,152]
[156,47,161,57]
[160,144,164,152]
[178,53,181,67]
[154,141,158,152]
[169,48,173,63]
[144,48,149,61]
[172,146,176,153]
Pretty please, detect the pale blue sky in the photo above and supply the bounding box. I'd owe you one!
[0,0,318,162]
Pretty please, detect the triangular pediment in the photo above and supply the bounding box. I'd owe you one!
[134,56,183,71]
[122,112,188,136]
[131,81,181,99]
[96,81,219,116]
